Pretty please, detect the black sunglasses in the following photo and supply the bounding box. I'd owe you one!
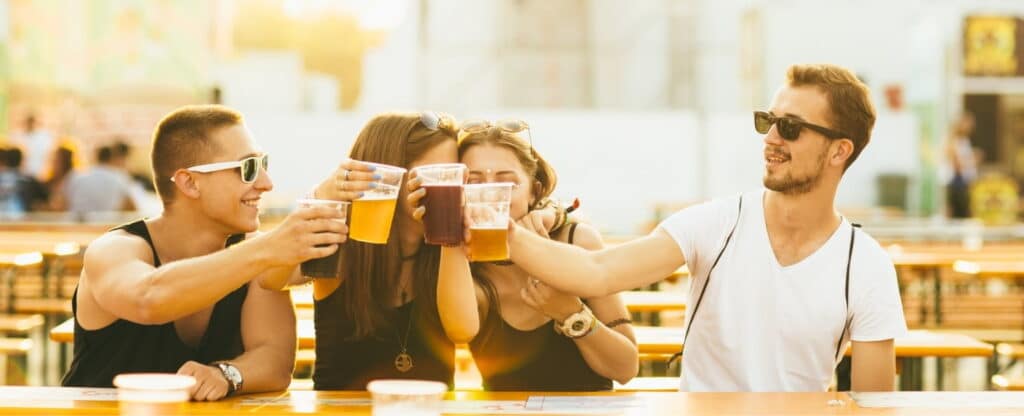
[754,111,848,141]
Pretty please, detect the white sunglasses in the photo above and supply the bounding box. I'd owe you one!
[170,154,268,184]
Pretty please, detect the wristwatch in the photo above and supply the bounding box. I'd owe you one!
[557,304,596,339]
[214,362,243,396]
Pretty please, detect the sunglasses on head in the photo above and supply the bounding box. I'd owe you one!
[172,154,269,184]
[753,111,848,141]
[420,111,456,132]
[458,119,532,148]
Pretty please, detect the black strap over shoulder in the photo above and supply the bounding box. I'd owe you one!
[833,223,859,362]
[669,207,859,367]
[669,196,742,366]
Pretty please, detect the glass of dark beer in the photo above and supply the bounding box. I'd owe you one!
[412,163,467,246]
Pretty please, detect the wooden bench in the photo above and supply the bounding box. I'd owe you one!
[0,314,44,333]
[0,337,34,385]
[0,338,33,355]
[13,298,71,315]
[991,374,1024,391]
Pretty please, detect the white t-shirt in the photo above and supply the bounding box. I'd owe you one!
[13,130,55,178]
[658,190,907,392]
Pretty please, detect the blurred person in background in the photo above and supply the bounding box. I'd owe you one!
[11,113,56,179]
[945,112,979,219]
[422,120,638,391]
[0,147,48,214]
[44,146,76,211]
[0,148,27,215]
[66,144,137,218]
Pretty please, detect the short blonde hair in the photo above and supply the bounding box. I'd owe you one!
[151,105,244,203]
[786,64,876,170]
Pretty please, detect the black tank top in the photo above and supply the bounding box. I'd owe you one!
[469,303,612,391]
[61,220,249,388]
[469,223,612,391]
[312,287,455,390]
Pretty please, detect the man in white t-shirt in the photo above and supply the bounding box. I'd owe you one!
[504,63,906,392]
[11,114,55,180]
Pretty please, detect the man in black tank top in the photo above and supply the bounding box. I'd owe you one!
[63,105,349,400]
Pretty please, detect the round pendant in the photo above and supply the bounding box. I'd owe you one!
[395,352,414,373]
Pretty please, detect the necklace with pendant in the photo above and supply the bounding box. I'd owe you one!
[394,291,414,373]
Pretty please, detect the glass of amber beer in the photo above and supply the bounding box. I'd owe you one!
[412,163,467,246]
[350,162,407,244]
[464,183,513,262]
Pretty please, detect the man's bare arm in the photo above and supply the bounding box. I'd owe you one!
[508,226,685,298]
[83,207,344,325]
[851,339,896,391]
[228,283,297,393]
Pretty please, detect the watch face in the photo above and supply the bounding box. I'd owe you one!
[572,321,585,331]
[221,363,241,385]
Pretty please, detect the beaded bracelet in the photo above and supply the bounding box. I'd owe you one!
[605,318,632,329]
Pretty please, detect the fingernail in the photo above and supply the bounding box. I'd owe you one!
[368,182,378,189]
[368,165,377,171]
[359,192,365,197]
[373,174,382,180]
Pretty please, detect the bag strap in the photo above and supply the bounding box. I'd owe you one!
[669,196,743,366]
[833,223,859,362]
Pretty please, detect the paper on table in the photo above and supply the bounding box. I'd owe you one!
[850,392,1024,408]
[239,395,647,414]
[0,387,117,402]
[525,395,651,411]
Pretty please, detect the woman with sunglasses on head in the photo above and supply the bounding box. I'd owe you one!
[292,112,466,390]
[409,119,638,391]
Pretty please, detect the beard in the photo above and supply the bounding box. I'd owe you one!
[763,148,827,195]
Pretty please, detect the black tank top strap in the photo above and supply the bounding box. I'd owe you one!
[115,220,162,266]
[566,222,580,245]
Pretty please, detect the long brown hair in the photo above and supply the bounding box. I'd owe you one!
[457,127,557,208]
[342,112,458,339]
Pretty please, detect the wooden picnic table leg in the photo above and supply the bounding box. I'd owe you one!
[4,267,15,314]
[933,267,943,326]
[898,357,923,391]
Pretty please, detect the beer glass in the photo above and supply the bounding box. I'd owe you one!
[464,183,513,262]
[412,163,466,246]
[350,162,407,244]
[297,199,350,278]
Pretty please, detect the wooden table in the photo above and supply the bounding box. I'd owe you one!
[1,387,1024,415]
[889,248,1024,326]
[48,319,995,392]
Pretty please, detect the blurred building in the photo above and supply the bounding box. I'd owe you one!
[4,0,1024,231]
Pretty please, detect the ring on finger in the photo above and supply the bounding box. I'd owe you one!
[343,170,351,181]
